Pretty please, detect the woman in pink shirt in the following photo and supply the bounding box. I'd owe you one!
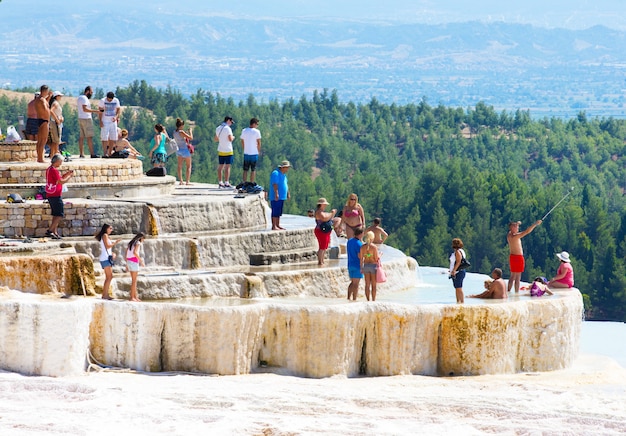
[549,251,574,288]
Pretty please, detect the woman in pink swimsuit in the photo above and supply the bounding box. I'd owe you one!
[341,193,365,239]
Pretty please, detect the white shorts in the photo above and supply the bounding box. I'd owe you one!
[101,122,118,141]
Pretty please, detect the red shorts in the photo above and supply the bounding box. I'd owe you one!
[314,227,331,250]
[509,254,525,273]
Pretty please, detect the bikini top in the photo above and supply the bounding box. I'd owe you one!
[343,208,359,218]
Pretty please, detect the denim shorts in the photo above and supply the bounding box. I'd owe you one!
[127,260,139,272]
[100,259,113,269]
[362,263,378,274]
[451,270,466,288]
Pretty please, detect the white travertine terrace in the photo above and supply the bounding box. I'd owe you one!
[0,157,583,378]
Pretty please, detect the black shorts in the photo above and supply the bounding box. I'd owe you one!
[243,154,258,172]
[48,196,64,217]
[25,118,40,136]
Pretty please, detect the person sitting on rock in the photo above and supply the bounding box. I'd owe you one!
[111,129,142,159]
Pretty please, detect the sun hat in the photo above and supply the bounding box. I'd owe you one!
[52,91,64,97]
[556,251,571,262]
[278,160,291,168]
[316,197,330,205]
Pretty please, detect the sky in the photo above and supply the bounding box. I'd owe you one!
[3,0,626,30]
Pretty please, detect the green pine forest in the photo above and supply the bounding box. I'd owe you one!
[2,81,626,321]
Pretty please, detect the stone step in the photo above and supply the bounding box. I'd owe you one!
[249,248,318,265]
[249,246,339,265]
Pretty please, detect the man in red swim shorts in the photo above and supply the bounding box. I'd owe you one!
[507,220,542,293]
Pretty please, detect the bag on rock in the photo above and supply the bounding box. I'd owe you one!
[6,126,21,142]
[146,167,166,177]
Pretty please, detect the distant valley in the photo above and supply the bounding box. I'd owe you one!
[1,11,625,118]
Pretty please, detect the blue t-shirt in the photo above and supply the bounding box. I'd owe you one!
[347,237,363,269]
[269,168,288,201]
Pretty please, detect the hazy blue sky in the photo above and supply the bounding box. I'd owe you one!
[3,0,626,29]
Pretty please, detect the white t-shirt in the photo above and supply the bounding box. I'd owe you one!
[215,123,233,154]
[449,248,466,272]
[77,94,92,119]
[98,97,121,124]
[240,127,261,155]
[99,238,111,262]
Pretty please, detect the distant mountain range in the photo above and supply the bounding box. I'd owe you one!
[1,12,625,117]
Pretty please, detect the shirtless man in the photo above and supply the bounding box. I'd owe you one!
[24,92,40,140]
[507,220,542,293]
[469,268,507,299]
[365,217,389,245]
[34,85,51,163]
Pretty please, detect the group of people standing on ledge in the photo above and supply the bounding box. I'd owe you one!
[308,194,389,302]
[449,220,575,303]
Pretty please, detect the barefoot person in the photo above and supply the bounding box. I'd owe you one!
[470,268,508,299]
[126,232,145,302]
[174,118,194,185]
[347,226,364,300]
[507,220,542,293]
[359,231,380,301]
[449,237,467,303]
[342,193,365,239]
[313,197,337,266]
[269,160,291,230]
[95,224,120,300]
[34,85,51,163]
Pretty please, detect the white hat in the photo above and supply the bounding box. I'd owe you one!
[52,91,64,97]
[556,251,571,262]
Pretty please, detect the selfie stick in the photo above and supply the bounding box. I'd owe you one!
[541,187,575,221]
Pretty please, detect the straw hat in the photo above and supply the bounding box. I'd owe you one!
[316,197,330,206]
[278,160,291,168]
[556,251,571,263]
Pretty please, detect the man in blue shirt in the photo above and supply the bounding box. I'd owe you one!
[347,226,364,300]
[269,160,291,230]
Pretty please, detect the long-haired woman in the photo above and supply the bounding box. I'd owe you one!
[95,223,119,300]
[149,124,167,169]
[342,193,365,239]
[49,91,65,158]
[174,118,194,185]
[126,232,145,302]
[359,231,380,301]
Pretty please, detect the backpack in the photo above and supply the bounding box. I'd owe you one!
[165,134,178,156]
